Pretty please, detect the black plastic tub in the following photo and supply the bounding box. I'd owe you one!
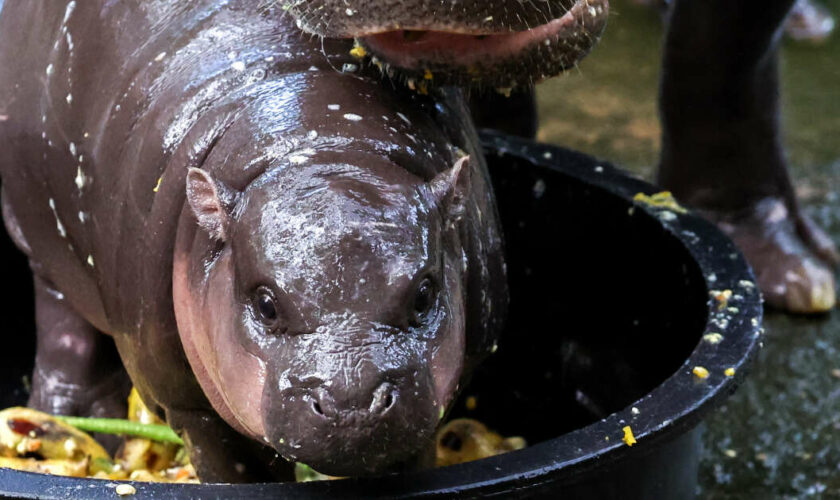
[0,131,763,499]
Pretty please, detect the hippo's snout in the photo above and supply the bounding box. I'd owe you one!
[306,381,398,420]
[286,0,609,88]
[266,370,438,477]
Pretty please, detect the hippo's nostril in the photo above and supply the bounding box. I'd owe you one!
[312,400,324,416]
[370,382,397,415]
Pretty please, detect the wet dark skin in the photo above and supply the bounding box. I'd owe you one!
[288,0,838,313]
[0,0,507,482]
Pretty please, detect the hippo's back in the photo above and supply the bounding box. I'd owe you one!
[0,0,305,333]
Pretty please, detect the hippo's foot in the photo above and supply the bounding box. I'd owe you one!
[167,408,295,483]
[28,276,132,452]
[703,198,838,313]
[786,0,836,42]
[29,364,132,454]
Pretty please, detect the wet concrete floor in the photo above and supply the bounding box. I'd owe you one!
[535,1,840,497]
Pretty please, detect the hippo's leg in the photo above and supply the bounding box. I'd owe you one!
[657,0,838,313]
[469,86,538,139]
[27,276,132,450]
[166,408,295,483]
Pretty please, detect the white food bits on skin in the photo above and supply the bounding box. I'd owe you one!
[346,8,355,16]
[63,1,76,24]
[343,113,362,122]
[87,255,95,267]
[65,93,73,104]
[307,130,318,140]
[154,51,167,62]
[231,61,246,72]
[48,198,67,238]
[69,142,76,156]
[396,112,411,125]
[46,64,54,76]
[288,148,316,165]
[75,167,86,190]
[328,104,340,111]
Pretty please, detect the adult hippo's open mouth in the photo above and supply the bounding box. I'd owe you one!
[284,0,609,88]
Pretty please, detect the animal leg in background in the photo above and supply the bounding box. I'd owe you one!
[658,0,838,313]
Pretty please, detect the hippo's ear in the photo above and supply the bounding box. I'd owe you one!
[186,168,230,241]
[429,156,471,223]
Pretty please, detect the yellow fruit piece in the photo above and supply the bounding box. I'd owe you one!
[435,418,526,467]
[633,191,687,213]
[622,426,636,447]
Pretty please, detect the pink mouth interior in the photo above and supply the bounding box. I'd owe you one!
[361,6,580,69]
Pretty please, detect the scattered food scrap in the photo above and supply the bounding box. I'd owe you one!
[632,191,687,214]
[622,426,636,447]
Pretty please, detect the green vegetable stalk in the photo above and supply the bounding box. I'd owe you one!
[55,416,184,445]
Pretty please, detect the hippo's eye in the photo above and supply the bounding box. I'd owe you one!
[411,277,436,326]
[253,287,279,326]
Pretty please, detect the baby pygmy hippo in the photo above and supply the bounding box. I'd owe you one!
[0,0,507,482]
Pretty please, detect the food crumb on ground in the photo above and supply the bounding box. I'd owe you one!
[725,367,736,377]
[693,366,710,379]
